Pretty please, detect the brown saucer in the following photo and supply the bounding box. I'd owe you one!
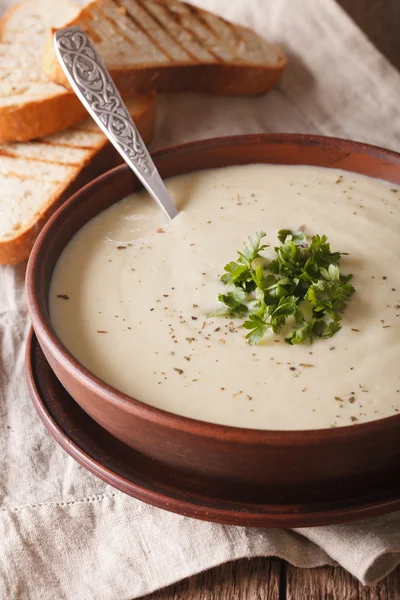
[26,329,400,528]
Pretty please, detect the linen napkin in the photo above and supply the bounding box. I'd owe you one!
[1,0,400,598]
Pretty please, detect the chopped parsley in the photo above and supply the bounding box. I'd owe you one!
[209,230,355,345]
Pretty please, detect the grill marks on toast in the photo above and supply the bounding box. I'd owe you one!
[1,171,70,183]
[0,155,80,182]
[0,148,14,158]
[113,0,175,62]
[134,0,215,62]
[185,5,244,61]
[122,0,193,61]
[144,0,216,62]
[100,1,172,62]
[39,140,95,151]
[90,0,169,65]
[0,131,103,183]
[184,5,233,61]
[129,0,244,63]
[164,2,234,62]
[0,127,104,242]
[161,2,221,62]
[95,0,234,65]
[43,129,104,148]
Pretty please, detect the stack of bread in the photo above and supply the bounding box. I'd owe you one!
[0,0,287,264]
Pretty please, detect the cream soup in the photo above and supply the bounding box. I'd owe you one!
[50,165,400,430]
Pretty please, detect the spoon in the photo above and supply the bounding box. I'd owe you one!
[54,26,178,220]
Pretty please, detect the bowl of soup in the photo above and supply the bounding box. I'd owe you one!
[26,134,400,501]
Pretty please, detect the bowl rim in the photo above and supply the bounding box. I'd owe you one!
[26,133,400,444]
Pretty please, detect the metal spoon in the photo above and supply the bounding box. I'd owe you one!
[54,26,178,220]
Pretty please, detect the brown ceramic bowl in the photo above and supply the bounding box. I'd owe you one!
[26,134,400,504]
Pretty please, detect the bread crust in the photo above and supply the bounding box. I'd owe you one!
[0,94,155,265]
[44,45,287,96]
[0,92,89,144]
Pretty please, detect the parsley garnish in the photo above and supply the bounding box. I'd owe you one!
[210,230,355,345]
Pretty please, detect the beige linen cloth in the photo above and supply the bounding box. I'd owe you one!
[1,0,400,598]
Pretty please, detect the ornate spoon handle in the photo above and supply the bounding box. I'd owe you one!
[54,26,178,220]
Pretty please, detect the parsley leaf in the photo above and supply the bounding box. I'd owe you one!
[243,295,300,344]
[210,230,355,345]
[312,315,342,339]
[220,232,268,292]
[243,315,269,345]
[209,287,248,317]
[285,320,315,345]
[241,231,269,262]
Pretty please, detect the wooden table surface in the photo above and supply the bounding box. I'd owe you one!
[142,559,400,599]
[141,1,400,598]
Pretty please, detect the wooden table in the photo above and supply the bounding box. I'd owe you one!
[141,1,400,597]
[142,559,400,599]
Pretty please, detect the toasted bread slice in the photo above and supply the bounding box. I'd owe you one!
[0,94,155,264]
[42,0,287,96]
[0,0,93,142]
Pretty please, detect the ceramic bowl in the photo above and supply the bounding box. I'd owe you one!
[26,134,400,503]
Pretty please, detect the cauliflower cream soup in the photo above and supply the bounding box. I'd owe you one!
[50,164,400,430]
